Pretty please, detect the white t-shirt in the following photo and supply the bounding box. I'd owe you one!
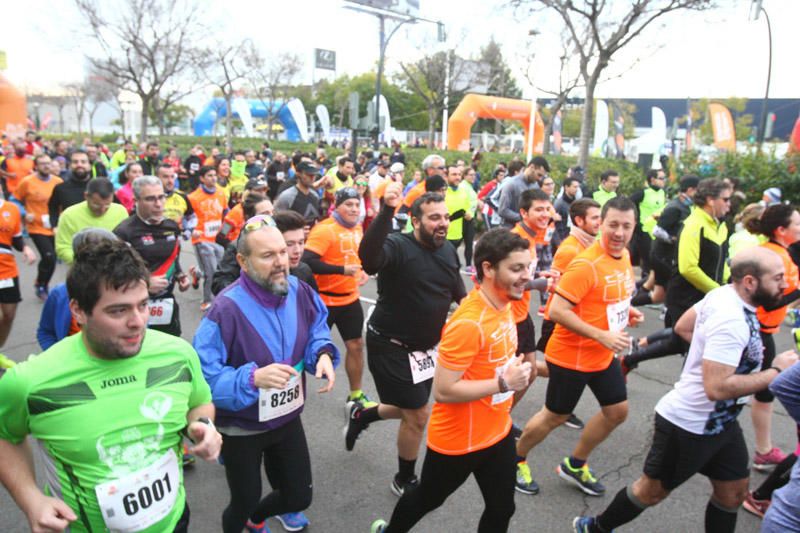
[655,285,763,435]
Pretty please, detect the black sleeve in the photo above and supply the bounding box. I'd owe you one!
[12,235,25,252]
[211,244,241,296]
[762,289,800,312]
[302,250,345,275]
[358,203,395,274]
[215,222,232,248]
[48,185,62,227]
[629,189,644,206]
[657,205,681,236]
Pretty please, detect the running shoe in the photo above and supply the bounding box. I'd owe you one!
[742,491,770,519]
[275,512,309,531]
[564,413,585,430]
[572,516,607,532]
[370,519,387,533]
[190,266,201,289]
[557,458,605,496]
[753,447,788,472]
[0,353,16,369]
[794,328,800,352]
[620,355,636,378]
[537,306,545,317]
[35,284,48,302]
[390,473,419,497]
[182,443,195,467]
[344,403,370,451]
[347,390,378,409]
[515,462,540,495]
[245,519,270,533]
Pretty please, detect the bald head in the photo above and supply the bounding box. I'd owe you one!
[236,226,289,296]
[731,246,786,308]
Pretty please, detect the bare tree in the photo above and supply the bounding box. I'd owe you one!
[247,52,303,141]
[74,0,205,140]
[85,73,117,138]
[63,82,88,135]
[196,39,256,151]
[513,0,713,166]
[152,76,200,135]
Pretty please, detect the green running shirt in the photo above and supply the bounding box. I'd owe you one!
[0,330,212,532]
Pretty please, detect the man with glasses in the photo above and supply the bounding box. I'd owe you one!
[195,214,338,533]
[114,176,191,337]
[497,156,550,228]
[275,161,322,230]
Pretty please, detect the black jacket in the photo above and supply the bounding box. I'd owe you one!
[48,173,91,227]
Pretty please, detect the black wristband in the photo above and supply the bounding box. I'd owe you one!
[769,366,782,374]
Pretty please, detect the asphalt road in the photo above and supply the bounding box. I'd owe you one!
[0,246,793,533]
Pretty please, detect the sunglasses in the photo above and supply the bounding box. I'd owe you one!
[355,181,368,186]
[242,214,277,235]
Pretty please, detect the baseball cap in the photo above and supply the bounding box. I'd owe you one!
[335,187,360,207]
[376,160,390,168]
[764,187,782,205]
[390,162,405,173]
[245,178,268,191]
[296,161,318,174]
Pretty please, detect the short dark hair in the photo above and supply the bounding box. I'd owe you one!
[86,177,114,198]
[679,175,700,192]
[158,162,174,173]
[70,149,88,161]
[507,160,525,176]
[242,193,268,219]
[570,198,601,224]
[67,240,150,314]
[601,195,636,219]
[519,188,551,212]
[34,153,51,166]
[410,192,445,220]
[273,210,306,233]
[600,170,619,182]
[562,176,580,189]
[527,156,550,172]
[199,165,216,178]
[474,229,530,282]
[693,178,731,207]
[146,141,159,149]
[338,156,353,166]
[645,169,661,181]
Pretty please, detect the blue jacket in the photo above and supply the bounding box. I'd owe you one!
[37,284,71,351]
[194,273,340,431]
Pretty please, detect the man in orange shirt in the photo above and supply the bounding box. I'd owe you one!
[0,196,36,353]
[303,187,372,408]
[188,165,229,311]
[15,154,62,300]
[216,178,270,247]
[0,141,34,199]
[371,228,533,533]
[516,196,643,498]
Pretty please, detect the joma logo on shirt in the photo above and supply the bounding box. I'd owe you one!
[100,375,138,389]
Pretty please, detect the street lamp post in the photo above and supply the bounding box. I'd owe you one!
[751,0,772,149]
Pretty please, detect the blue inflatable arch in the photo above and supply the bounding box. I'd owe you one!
[193,98,304,141]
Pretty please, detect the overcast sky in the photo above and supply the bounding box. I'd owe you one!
[2,0,797,112]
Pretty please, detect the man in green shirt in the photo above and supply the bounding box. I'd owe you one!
[444,164,471,259]
[0,239,221,533]
[592,170,620,208]
[54,177,129,264]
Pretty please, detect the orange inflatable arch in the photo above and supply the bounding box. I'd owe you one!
[447,93,545,152]
[0,74,27,139]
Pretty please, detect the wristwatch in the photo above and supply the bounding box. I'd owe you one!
[194,416,215,430]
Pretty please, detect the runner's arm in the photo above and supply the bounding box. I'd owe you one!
[549,293,629,352]
[302,289,341,372]
[673,306,697,343]
[302,250,345,275]
[769,361,800,423]
[358,203,395,274]
[497,184,521,224]
[677,223,719,293]
[703,360,786,401]
[433,366,504,403]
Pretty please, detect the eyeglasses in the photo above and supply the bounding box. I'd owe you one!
[140,194,166,203]
[717,196,732,203]
[242,214,277,234]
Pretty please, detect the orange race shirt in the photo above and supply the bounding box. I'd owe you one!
[2,156,34,196]
[0,200,22,280]
[402,180,426,209]
[428,288,517,455]
[509,223,539,323]
[542,234,590,320]
[188,187,228,244]
[304,217,363,307]
[222,203,245,243]
[14,174,62,236]
[545,241,635,372]
[757,241,799,333]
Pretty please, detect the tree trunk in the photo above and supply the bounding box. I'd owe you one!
[224,93,233,153]
[139,96,150,141]
[427,106,436,150]
[578,80,596,168]
[88,108,96,139]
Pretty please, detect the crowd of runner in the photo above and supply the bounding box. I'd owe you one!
[0,133,799,532]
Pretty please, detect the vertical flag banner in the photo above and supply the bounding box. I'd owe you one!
[789,113,800,154]
[593,100,609,157]
[708,102,736,151]
[611,101,625,159]
[552,109,563,155]
[685,98,693,151]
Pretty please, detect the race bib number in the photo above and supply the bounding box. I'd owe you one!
[189,163,199,172]
[736,394,752,406]
[41,214,51,229]
[606,299,631,333]
[95,449,180,533]
[492,358,515,405]
[545,226,555,243]
[277,172,285,180]
[259,363,305,422]
[408,349,437,384]
[0,278,13,289]
[204,220,221,238]
[148,298,174,326]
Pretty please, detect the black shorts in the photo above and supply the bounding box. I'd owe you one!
[643,414,749,490]
[366,329,432,410]
[535,318,556,353]
[650,253,673,287]
[755,331,776,403]
[544,358,627,415]
[326,299,364,341]
[0,277,21,304]
[516,315,536,356]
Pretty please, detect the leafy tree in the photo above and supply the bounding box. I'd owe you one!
[475,37,523,134]
[147,103,194,133]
